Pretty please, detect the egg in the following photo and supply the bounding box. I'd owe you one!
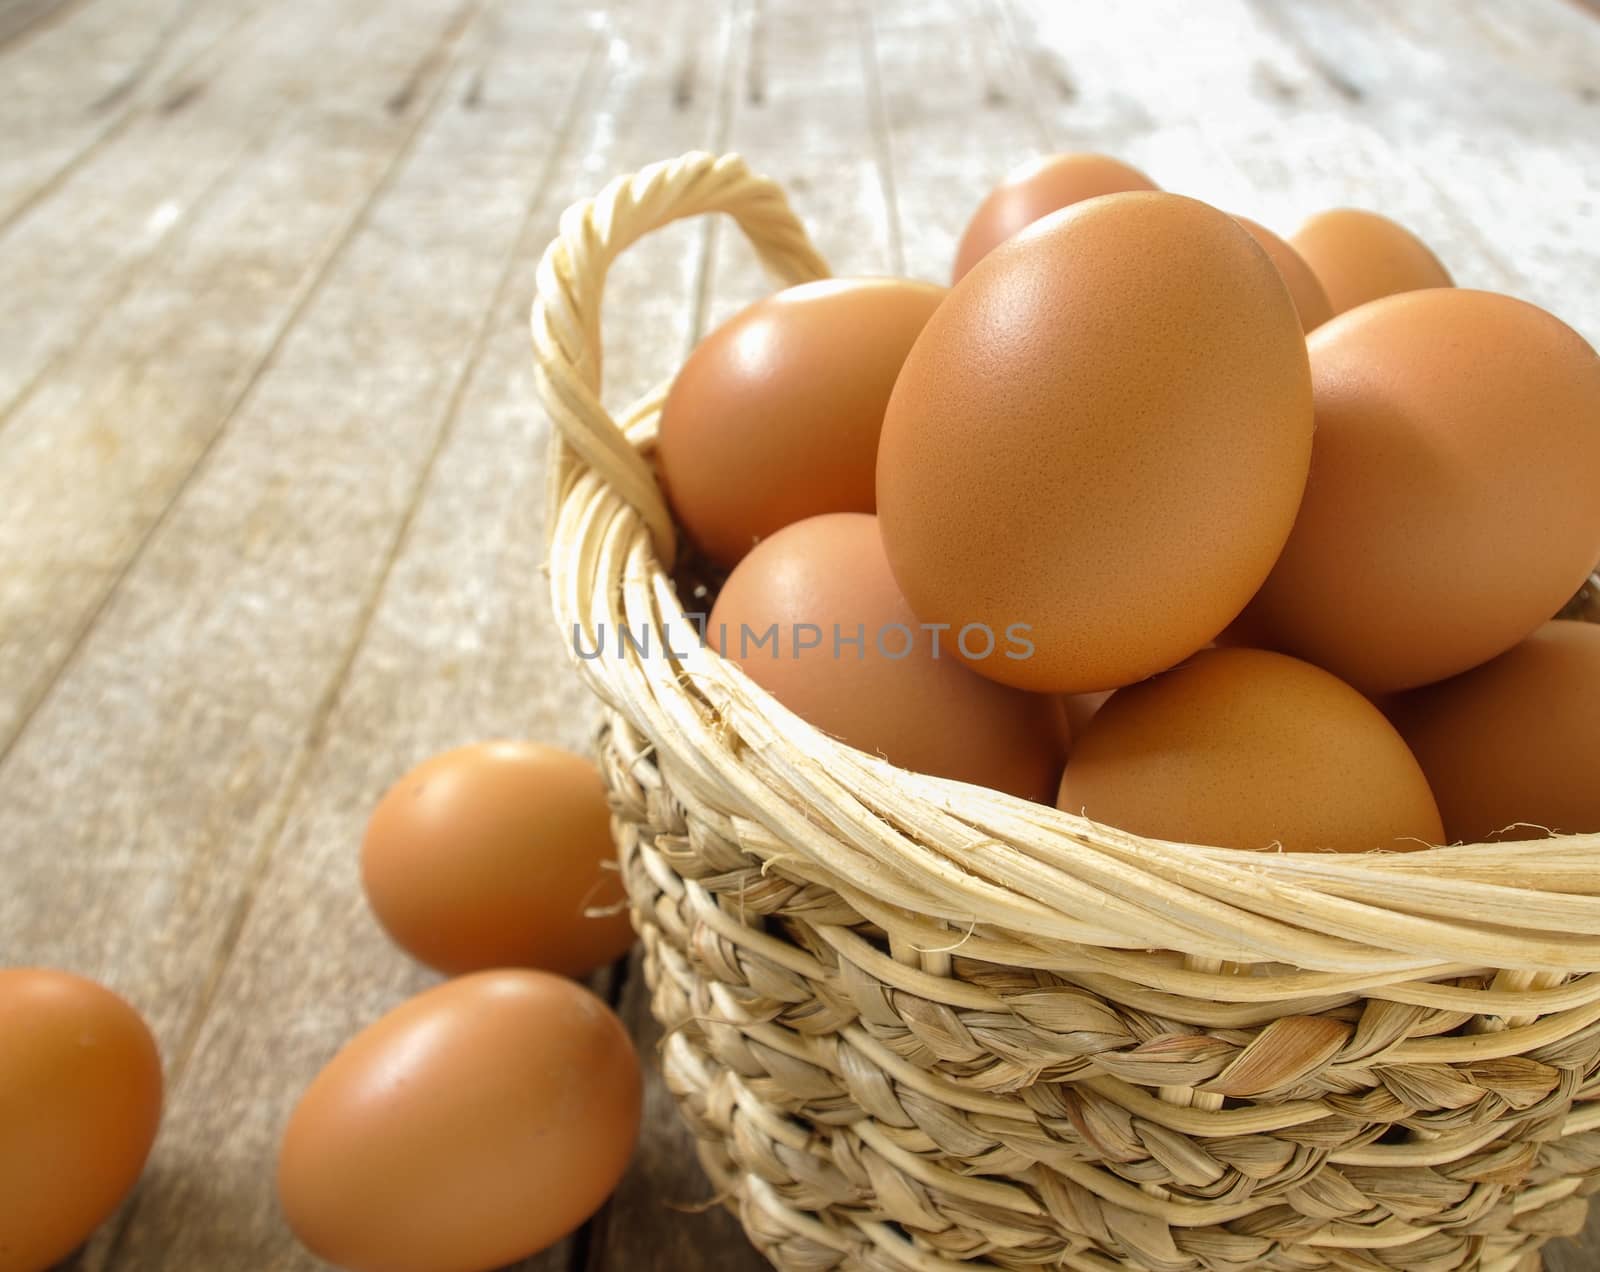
[1062,691,1113,742]
[879,192,1313,694]
[1057,648,1443,852]
[1240,288,1600,694]
[1387,621,1600,842]
[361,742,633,978]
[1234,216,1333,332]
[1289,207,1452,315]
[952,152,1158,282]
[0,969,163,1272]
[657,277,945,568]
[708,513,1069,801]
[278,971,640,1272]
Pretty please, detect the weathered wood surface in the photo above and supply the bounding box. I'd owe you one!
[0,1,1595,1268]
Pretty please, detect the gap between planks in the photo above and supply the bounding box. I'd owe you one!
[0,0,262,236]
[0,0,490,776]
[0,0,96,55]
[119,0,514,1118]
[87,1,690,1266]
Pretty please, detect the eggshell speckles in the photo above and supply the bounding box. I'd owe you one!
[1289,208,1452,316]
[0,970,163,1272]
[1388,621,1600,842]
[1235,216,1334,332]
[1057,648,1443,853]
[658,277,945,568]
[952,152,1159,282]
[1241,288,1600,694]
[277,971,640,1272]
[361,742,633,979]
[708,513,1070,801]
[879,192,1313,694]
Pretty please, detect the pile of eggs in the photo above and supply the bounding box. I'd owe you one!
[660,152,1600,853]
[2,742,640,1272]
[4,152,1597,1272]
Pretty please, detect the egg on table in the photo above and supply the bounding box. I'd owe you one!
[361,741,634,979]
[278,970,640,1272]
[0,969,163,1272]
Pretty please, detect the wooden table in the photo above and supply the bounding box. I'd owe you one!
[3,0,1596,1267]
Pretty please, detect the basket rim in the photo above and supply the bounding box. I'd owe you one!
[531,149,1600,978]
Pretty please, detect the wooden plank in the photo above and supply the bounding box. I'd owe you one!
[579,0,744,411]
[85,0,720,1266]
[1001,0,1528,303]
[1253,0,1599,344]
[0,0,88,50]
[0,0,262,229]
[0,0,386,419]
[0,0,606,1267]
[866,0,1049,283]
[0,0,492,754]
[0,0,501,1029]
[699,0,899,336]
[1466,0,1600,89]
[586,3,899,1267]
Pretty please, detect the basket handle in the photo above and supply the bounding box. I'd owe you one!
[531,151,832,562]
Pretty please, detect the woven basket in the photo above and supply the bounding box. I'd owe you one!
[533,151,1600,1272]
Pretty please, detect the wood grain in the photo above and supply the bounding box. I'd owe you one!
[0,0,339,414]
[0,0,90,52]
[1246,0,1598,345]
[867,0,1049,283]
[104,0,726,1267]
[699,0,899,335]
[0,0,259,229]
[0,0,512,760]
[0,0,585,1263]
[1004,0,1523,299]
[0,1,1594,1269]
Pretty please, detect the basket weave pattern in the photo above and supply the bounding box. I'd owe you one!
[535,152,1600,1272]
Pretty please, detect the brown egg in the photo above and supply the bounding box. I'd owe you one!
[1387,621,1600,842]
[708,513,1069,801]
[361,742,633,978]
[1235,216,1334,332]
[657,277,945,568]
[278,971,640,1272]
[1057,648,1443,852]
[1289,208,1452,315]
[880,192,1313,694]
[952,152,1158,282]
[1240,289,1600,694]
[0,970,163,1272]
[1062,691,1113,743]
